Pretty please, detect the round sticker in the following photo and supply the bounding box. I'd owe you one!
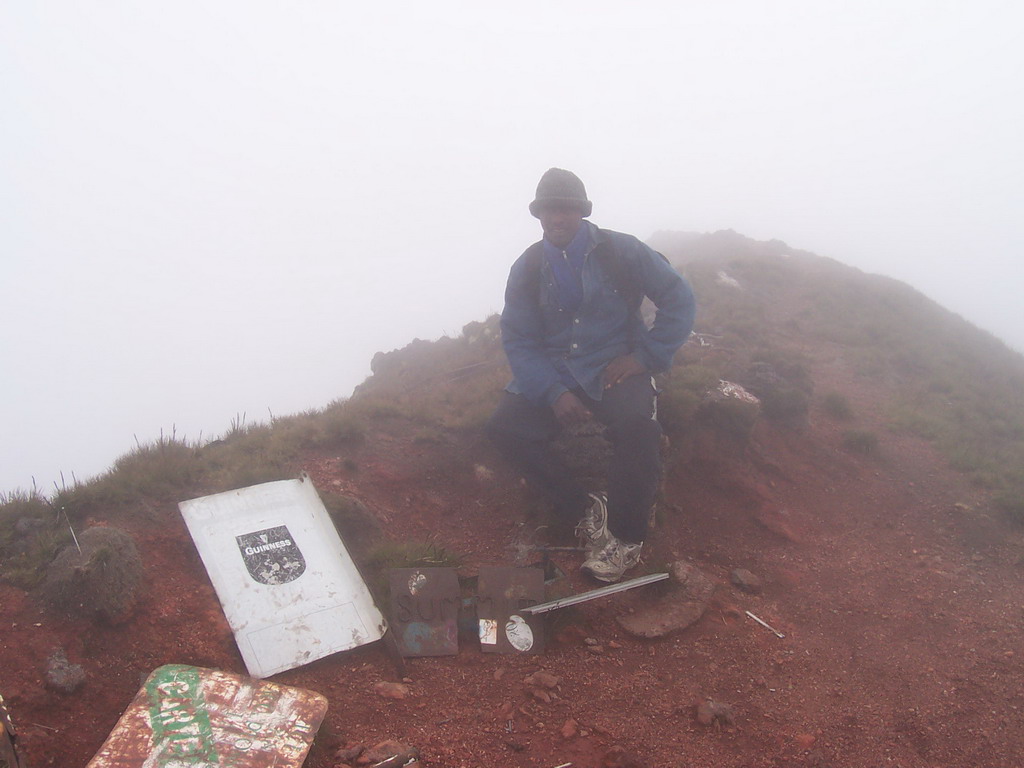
[505,614,534,652]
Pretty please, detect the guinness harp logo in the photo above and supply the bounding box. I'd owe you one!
[236,526,306,585]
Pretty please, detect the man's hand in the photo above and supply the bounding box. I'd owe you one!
[552,391,592,427]
[603,354,648,389]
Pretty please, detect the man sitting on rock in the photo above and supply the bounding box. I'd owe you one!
[487,168,695,583]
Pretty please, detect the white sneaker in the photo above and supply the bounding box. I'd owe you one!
[575,493,610,552]
[581,535,643,583]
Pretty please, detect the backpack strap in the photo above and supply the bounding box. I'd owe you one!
[521,229,651,314]
[591,231,643,313]
[520,241,546,309]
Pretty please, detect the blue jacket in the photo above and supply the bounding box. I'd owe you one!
[501,222,696,406]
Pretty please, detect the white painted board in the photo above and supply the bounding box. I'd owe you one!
[179,474,385,678]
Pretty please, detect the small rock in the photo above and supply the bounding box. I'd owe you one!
[361,740,417,765]
[560,718,578,739]
[754,508,803,543]
[45,648,85,694]
[669,560,716,600]
[617,560,715,638]
[730,568,763,594]
[795,732,817,749]
[601,745,647,767]
[553,624,588,644]
[529,688,551,703]
[39,526,143,622]
[493,667,506,681]
[523,670,560,689]
[592,719,619,738]
[474,464,495,482]
[333,745,364,764]
[373,681,411,700]
[695,698,735,727]
[714,600,744,620]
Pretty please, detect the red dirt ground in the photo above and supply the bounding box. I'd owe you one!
[3,358,1024,768]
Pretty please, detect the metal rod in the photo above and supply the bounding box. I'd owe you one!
[745,610,785,638]
[520,572,669,615]
[25,721,59,732]
[63,508,82,555]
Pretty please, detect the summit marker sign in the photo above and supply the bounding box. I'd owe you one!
[179,474,385,678]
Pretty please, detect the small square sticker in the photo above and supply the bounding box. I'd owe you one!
[478,619,497,645]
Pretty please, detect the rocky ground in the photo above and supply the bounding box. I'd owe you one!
[3,357,1024,768]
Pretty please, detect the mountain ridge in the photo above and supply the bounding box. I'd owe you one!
[2,229,1023,767]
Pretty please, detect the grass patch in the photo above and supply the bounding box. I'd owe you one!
[108,433,203,497]
[200,424,296,492]
[52,430,203,519]
[842,430,880,456]
[994,488,1024,526]
[657,365,722,437]
[365,540,462,571]
[738,349,813,428]
[761,387,811,425]
[947,446,992,474]
[888,405,946,442]
[2,527,73,590]
[821,392,854,420]
[0,487,51,536]
[259,406,367,452]
[703,393,761,440]
[321,492,382,558]
[0,489,72,588]
[412,429,446,446]
[361,540,463,603]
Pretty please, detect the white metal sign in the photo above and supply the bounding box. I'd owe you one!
[179,474,385,678]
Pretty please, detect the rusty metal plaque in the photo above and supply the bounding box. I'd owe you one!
[477,566,545,654]
[388,568,460,656]
[86,664,327,768]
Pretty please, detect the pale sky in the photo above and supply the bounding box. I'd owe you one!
[2,1,1022,495]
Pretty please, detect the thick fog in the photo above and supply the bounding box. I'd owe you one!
[2,2,1022,495]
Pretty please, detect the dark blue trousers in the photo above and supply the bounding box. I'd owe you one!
[485,374,661,544]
